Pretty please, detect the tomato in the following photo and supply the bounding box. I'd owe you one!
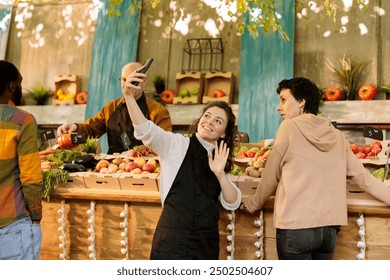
[210,89,226,98]
[323,87,343,101]
[358,84,377,100]
[364,146,372,155]
[355,152,366,159]
[161,90,174,104]
[371,146,382,156]
[370,140,382,150]
[350,144,359,154]
[75,92,88,104]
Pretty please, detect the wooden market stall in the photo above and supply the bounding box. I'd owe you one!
[39,181,390,260]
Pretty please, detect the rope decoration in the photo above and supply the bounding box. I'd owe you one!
[356,213,366,260]
[119,203,129,259]
[57,199,67,260]
[226,210,235,259]
[87,200,96,260]
[254,210,264,260]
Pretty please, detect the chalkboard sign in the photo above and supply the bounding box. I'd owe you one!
[40,129,56,142]
[70,133,86,145]
[363,126,383,140]
[120,131,131,150]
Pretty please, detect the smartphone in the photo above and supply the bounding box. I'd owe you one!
[132,58,154,86]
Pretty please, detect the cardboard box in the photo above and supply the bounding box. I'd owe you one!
[53,74,80,105]
[237,175,261,196]
[83,172,121,190]
[119,172,159,192]
[56,172,86,188]
[202,71,234,104]
[173,71,204,104]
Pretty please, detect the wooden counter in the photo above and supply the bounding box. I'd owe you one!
[39,183,390,260]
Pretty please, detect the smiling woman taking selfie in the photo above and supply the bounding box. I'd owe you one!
[122,65,241,260]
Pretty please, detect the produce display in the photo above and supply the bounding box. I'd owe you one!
[358,84,377,100]
[209,89,226,98]
[350,140,382,159]
[161,90,174,104]
[232,144,273,178]
[323,87,343,101]
[177,87,199,99]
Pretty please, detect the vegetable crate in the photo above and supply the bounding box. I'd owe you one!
[53,74,80,105]
[173,71,204,104]
[119,173,159,192]
[202,71,234,104]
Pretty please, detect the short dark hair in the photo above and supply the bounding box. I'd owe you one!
[276,77,320,115]
[0,60,20,96]
[188,101,236,172]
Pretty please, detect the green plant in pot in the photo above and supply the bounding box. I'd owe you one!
[28,84,52,105]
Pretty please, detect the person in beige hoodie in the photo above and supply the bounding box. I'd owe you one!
[241,77,390,260]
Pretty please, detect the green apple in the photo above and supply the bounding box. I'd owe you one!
[180,89,190,98]
[191,87,199,96]
[250,147,260,152]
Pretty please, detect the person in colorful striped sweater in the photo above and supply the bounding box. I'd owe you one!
[0,60,43,260]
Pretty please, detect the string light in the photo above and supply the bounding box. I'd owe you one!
[356,214,366,260]
[119,203,129,260]
[57,199,67,260]
[226,210,235,259]
[254,211,264,259]
[87,201,96,260]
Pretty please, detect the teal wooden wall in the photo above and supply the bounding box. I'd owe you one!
[86,0,141,153]
[0,5,12,60]
[238,1,295,142]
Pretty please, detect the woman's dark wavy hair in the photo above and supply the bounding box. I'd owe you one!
[0,60,20,96]
[276,77,320,115]
[187,101,236,172]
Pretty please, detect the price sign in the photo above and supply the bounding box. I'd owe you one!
[363,126,383,140]
[70,133,86,145]
[40,129,56,142]
[120,131,131,150]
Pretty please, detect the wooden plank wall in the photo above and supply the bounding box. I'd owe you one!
[40,199,390,260]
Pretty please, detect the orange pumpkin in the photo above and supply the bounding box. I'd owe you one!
[75,92,88,104]
[161,90,174,104]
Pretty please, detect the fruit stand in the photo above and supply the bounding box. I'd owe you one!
[39,182,390,260]
[38,139,390,260]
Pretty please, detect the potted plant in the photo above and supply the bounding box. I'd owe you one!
[152,74,166,103]
[326,55,369,100]
[27,83,53,105]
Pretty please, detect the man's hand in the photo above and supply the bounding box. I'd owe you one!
[57,123,77,136]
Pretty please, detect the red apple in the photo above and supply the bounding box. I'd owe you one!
[133,157,146,169]
[95,160,109,172]
[210,89,226,98]
[358,84,377,100]
[131,168,142,174]
[125,161,139,172]
[142,163,156,173]
[323,87,343,101]
[161,90,174,104]
[118,162,127,171]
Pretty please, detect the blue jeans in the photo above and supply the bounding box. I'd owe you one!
[0,217,42,260]
[276,226,338,260]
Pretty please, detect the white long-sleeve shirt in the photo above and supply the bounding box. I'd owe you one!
[134,120,241,210]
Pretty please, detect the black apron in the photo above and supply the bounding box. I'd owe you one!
[106,94,150,154]
[150,135,221,260]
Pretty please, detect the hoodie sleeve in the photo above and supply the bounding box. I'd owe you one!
[244,121,290,212]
